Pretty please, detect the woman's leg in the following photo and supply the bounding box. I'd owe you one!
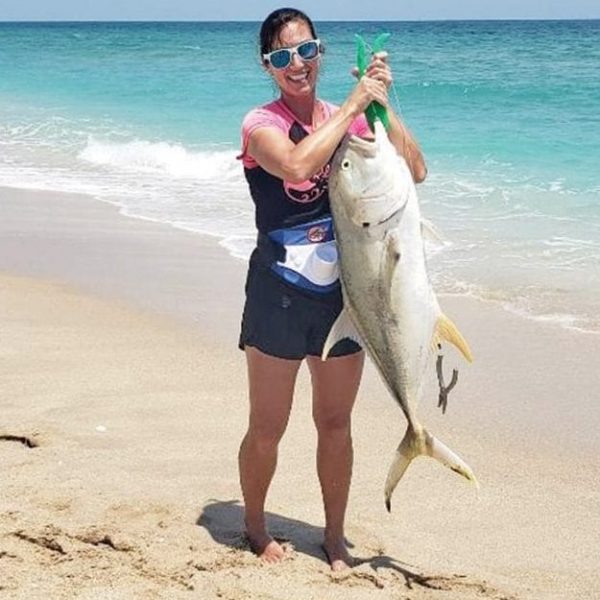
[239,346,302,562]
[306,350,365,571]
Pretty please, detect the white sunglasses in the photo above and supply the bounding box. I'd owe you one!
[263,39,321,70]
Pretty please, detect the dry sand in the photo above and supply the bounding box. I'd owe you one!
[1,186,599,599]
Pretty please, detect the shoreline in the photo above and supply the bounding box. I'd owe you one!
[0,184,247,346]
[2,183,599,338]
[1,184,599,599]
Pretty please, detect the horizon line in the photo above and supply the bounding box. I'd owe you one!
[1,17,600,23]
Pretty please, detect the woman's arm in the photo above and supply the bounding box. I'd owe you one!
[386,107,428,183]
[247,77,388,184]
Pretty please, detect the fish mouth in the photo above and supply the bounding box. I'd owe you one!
[331,134,377,174]
[346,134,378,158]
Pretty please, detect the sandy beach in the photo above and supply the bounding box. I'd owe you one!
[1,186,599,599]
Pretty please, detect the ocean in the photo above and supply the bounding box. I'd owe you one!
[1,20,599,332]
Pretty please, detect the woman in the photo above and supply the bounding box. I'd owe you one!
[238,7,426,570]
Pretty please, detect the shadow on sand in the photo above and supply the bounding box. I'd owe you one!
[196,499,466,591]
[197,498,332,563]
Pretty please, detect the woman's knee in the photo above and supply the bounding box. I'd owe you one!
[246,420,288,453]
[313,409,352,438]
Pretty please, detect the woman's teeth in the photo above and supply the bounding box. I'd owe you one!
[288,73,308,82]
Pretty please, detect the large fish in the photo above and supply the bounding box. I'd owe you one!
[323,121,478,511]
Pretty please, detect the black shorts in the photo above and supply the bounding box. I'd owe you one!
[238,260,362,360]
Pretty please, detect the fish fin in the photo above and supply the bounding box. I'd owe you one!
[426,431,479,490]
[435,314,473,363]
[321,308,362,361]
[382,230,402,305]
[421,217,445,243]
[384,426,478,512]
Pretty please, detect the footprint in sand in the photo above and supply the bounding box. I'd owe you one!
[323,526,517,599]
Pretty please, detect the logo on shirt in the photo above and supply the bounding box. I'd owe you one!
[307,224,328,243]
[284,163,330,204]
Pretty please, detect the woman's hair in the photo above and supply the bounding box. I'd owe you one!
[259,7,318,56]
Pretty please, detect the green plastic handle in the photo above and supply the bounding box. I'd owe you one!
[355,33,391,132]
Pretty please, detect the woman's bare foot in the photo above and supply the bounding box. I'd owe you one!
[245,530,286,563]
[322,537,354,572]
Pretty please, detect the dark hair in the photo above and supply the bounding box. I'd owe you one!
[259,7,318,56]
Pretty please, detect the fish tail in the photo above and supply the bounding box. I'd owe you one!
[384,427,417,512]
[384,426,479,512]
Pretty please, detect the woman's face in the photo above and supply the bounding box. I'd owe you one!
[265,19,320,99]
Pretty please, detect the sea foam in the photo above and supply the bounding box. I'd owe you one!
[80,138,240,181]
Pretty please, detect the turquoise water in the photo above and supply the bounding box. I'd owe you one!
[1,20,599,331]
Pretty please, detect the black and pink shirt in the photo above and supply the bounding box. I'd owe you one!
[239,98,370,234]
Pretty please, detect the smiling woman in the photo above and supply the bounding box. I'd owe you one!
[234,7,426,571]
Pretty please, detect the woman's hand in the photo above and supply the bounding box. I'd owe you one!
[351,51,393,92]
[364,51,393,92]
[350,51,427,183]
[346,51,393,116]
[344,70,389,118]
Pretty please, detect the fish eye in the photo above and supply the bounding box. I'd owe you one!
[341,159,351,170]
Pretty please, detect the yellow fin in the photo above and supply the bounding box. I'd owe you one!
[436,315,473,362]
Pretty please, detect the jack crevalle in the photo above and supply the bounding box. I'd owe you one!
[323,121,478,511]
